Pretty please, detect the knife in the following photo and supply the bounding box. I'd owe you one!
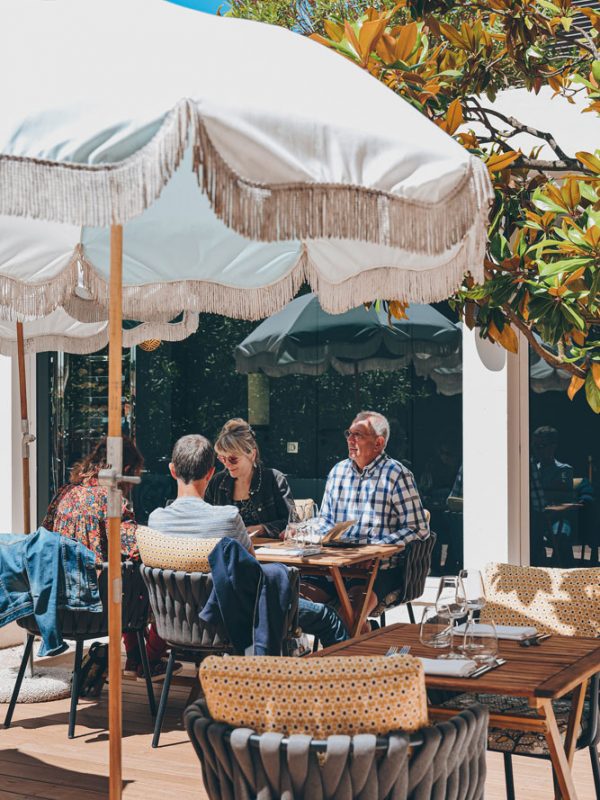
[469,658,507,678]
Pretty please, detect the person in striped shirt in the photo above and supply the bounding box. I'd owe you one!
[313,410,430,624]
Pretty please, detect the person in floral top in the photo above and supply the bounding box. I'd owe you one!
[43,437,179,679]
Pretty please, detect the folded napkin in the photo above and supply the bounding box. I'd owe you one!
[453,623,537,641]
[419,658,478,677]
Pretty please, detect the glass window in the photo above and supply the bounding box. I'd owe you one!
[529,345,599,567]
[41,300,464,574]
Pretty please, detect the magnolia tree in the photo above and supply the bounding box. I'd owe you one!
[229,0,600,411]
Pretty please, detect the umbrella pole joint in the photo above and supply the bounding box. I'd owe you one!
[21,419,36,458]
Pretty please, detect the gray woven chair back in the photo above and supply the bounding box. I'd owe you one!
[17,560,149,640]
[184,700,488,800]
[372,533,437,618]
[141,567,232,653]
[141,565,301,656]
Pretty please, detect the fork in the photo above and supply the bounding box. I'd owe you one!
[385,645,411,656]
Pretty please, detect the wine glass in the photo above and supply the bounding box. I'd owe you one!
[458,569,486,620]
[435,576,467,659]
[462,619,498,665]
[419,606,452,650]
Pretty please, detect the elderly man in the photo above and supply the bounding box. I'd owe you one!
[314,410,430,622]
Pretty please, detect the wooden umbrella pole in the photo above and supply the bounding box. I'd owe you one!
[107,225,124,800]
[16,321,32,533]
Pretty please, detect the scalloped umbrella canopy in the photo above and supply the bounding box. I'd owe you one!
[235,294,460,377]
[0,310,199,357]
[429,333,571,396]
[0,0,492,321]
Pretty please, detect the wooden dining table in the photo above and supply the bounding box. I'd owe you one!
[254,540,404,637]
[311,622,600,800]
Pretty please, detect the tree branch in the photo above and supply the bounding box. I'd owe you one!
[466,99,572,163]
[570,23,600,60]
[502,305,586,378]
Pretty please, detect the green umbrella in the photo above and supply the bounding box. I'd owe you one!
[235,293,461,383]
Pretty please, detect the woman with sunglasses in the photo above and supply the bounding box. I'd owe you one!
[205,418,295,539]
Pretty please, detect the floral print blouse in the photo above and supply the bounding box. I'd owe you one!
[42,478,139,566]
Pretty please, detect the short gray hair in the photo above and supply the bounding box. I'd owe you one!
[353,410,390,446]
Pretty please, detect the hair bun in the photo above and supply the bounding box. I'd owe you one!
[221,418,252,435]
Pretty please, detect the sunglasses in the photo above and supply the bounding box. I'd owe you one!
[218,454,240,466]
[344,429,377,442]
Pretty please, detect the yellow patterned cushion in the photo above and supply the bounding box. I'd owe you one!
[200,655,428,736]
[136,526,219,572]
[481,562,600,638]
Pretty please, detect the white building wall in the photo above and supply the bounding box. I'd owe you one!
[0,353,37,534]
[462,326,529,569]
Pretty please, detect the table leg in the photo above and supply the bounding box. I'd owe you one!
[564,679,587,766]
[329,567,356,633]
[539,698,579,800]
[351,558,381,638]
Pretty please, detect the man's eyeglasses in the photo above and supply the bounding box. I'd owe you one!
[218,454,240,466]
[344,429,376,442]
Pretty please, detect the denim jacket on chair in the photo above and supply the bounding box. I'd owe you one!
[0,527,101,656]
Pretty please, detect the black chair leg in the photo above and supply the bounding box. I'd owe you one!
[3,634,35,729]
[312,637,320,653]
[68,640,84,739]
[380,612,387,628]
[406,603,416,624]
[152,651,176,748]
[590,744,600,798]
[136,630,156,717]
[503,753,516,800]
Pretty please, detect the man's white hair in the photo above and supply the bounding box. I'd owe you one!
[353,410,390,446]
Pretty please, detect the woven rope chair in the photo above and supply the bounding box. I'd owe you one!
[141,565,300,747]
[4,560,155,738]
[440,562,600,799]
[371,532,437,626]
[184,698,489,800]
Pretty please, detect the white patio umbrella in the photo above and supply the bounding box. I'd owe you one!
[0,1,492,794]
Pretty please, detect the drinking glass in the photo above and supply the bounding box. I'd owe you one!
[283,522,302,548]
[419,606,452,651]
[435,576,467,659]
[458,569,486,620]
[462,619,499,665]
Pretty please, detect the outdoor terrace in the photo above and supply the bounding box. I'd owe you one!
[0,648,597,800]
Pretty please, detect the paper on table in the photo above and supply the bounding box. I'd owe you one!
[419,658,478,677]
[257,546,321,557]
[453,623,537,641]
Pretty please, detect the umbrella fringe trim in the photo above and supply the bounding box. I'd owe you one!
[0,224,483,322]
[0,100,191,226]
[193,115,493,254]
[0,313,200,357]
[303,228,486,313]
[0,98,492,251]
[0,254,81,321]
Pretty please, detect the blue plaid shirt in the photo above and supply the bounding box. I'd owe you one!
[320,453,430,569]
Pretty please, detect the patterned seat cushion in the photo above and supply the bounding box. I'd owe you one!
[440,692,589,756]
[136,526,219,572]
[481,562,600,638]
[200,655,428,737]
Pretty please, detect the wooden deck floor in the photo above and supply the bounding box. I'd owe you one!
[0,654,597,799]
